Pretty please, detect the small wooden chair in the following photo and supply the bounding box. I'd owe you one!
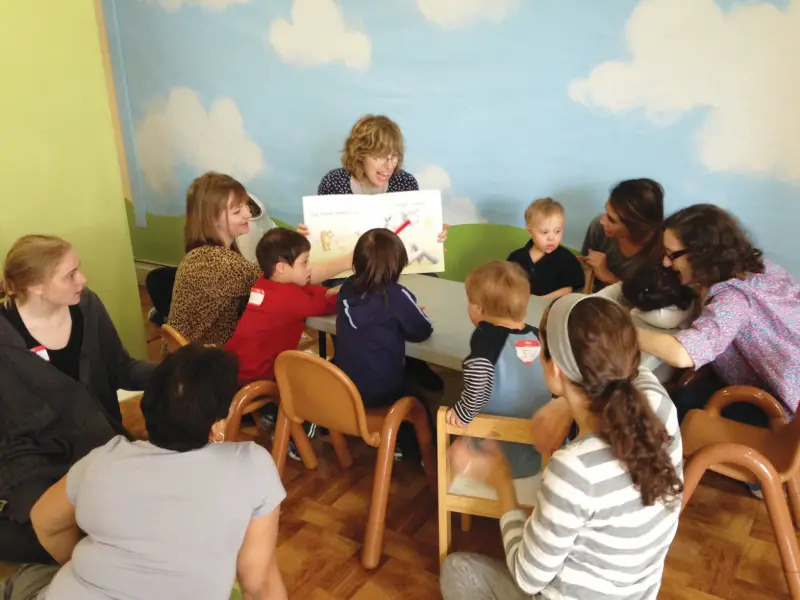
[160,324,189,353]
[272,350,437,569]
[436,407,546,565]
[681,385,800,599]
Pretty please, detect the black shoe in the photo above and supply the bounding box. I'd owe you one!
[148,308,166,327]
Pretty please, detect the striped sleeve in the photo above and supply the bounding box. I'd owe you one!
[452,357,495,423]
[499,452,591,595]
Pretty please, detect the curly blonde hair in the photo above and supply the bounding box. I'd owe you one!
[341,115,405,181]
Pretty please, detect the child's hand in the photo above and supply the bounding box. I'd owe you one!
[437,224,450,244]
[297,223,310,236]
[445,408,466,427]
[325,286,340,297]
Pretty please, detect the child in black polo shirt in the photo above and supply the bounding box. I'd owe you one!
[507,198,584,299]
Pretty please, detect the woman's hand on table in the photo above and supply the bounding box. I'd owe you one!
[530,396,572,455]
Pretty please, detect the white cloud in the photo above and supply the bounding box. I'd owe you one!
[415,165,484,225]
[568,0,800,182]
[417,0,521,30]
[267,0,371,71]
[135,87,264,194]
[140,0,251,11]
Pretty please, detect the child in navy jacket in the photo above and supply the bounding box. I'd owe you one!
[334,228,433,408]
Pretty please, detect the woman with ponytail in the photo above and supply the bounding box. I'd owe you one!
[440,295,683,600]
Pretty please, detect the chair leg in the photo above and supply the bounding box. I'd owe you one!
[763,477,800,599]
[460,513,473,533]
[289,422,318,471]
[362,399,411,569]
[682,443,800,599]
[437,406,451,567]
[410,399,438,494]
[787,472,800,531]
[329,430,353,469]
[271,412,291,478]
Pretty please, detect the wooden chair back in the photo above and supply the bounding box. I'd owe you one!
[160,324,189,353]
[574,255,595,294]
[274,350,380,446]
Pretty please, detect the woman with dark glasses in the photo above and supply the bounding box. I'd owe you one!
[637,204,800,426]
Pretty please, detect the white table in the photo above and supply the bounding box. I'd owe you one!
[306,275,674,381]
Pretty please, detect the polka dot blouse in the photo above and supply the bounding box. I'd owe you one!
[317,168,419,195]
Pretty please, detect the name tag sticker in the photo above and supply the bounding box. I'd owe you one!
[248,288,265,306]
[32,345,50,362]
[515,339,540,364]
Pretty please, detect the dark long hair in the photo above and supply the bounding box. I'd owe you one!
[540,297,682,506]
[350,228,408,296]
[622,263,694,312]
[609,179,664,258]
[663,204,764,288]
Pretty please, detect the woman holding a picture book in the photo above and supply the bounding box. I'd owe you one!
[298,114,448,244]
[299,114,449,396]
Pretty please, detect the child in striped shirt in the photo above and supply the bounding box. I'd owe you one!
[442,294,683,600]
[445,261,553,477]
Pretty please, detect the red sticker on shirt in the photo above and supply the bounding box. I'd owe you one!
[515,339,540,364]
[31,345,50,362]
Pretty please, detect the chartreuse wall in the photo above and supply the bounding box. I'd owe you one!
[0,0,146,358]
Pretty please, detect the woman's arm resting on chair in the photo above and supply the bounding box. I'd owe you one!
[30,477,81,564]
[237,507,287,600]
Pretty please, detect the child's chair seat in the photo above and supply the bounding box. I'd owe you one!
[447,472,541,507]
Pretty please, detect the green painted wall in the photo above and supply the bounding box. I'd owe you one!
[0,1,146,358]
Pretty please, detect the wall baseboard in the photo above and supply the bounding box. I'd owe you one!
[134,260,168,286]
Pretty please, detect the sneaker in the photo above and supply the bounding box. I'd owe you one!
[287,422,318,461]
[257,404,278,431]
[393,447,404,462]
[746,483,764,500]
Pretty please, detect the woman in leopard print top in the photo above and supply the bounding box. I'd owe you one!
[167,173,260,346]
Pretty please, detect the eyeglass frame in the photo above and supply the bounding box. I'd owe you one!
[664,247,689,262]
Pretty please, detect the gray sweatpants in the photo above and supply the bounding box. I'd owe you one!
[440,552,534,600]
[2,564,58,600]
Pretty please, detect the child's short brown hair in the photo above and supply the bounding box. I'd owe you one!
[466,261,530,321]
[524,197,564,226]
[256,227,311,278]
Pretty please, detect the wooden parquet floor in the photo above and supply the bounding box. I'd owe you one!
[135,286,795,599]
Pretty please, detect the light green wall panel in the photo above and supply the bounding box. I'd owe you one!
[0,0,146,358]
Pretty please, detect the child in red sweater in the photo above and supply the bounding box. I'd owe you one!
[226,227,338,383]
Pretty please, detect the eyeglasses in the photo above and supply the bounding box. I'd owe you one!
[664,248,689,262]
[370,153,399,165]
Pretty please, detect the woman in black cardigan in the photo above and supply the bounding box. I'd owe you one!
[0,234,155,563]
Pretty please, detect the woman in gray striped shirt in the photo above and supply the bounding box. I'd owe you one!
[441,294,683,600]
